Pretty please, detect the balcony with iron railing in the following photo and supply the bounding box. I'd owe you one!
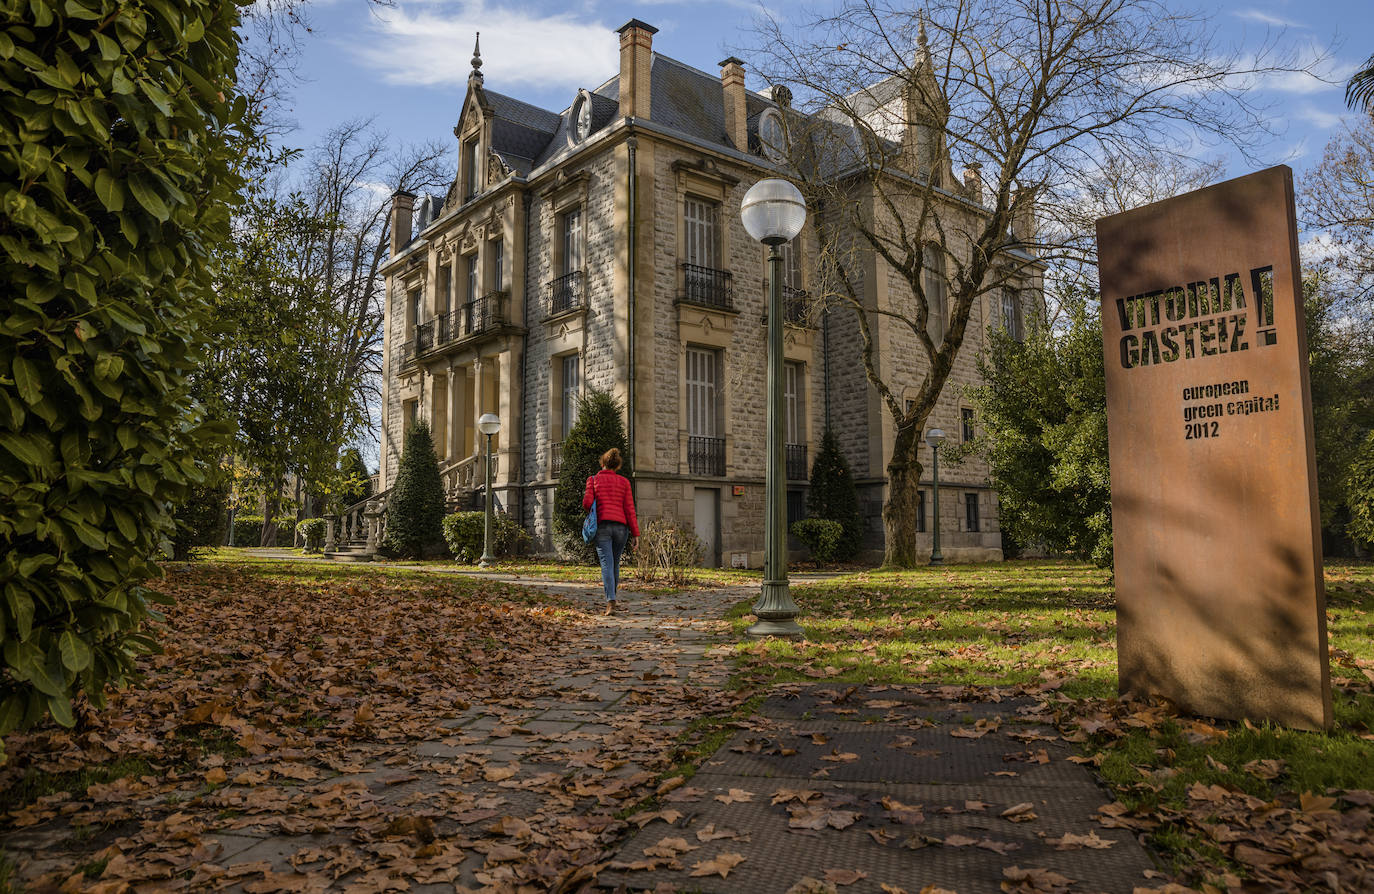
[546,271,584,317]
[688,436,725,476]
[550,441,564,479]
[400,292,510,367]
[786,443,808,481]
[679,263,734,311]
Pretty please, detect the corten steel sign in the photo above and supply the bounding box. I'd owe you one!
[1096,165,1331,731]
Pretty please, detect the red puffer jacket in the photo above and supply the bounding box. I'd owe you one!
[583,470,640,537]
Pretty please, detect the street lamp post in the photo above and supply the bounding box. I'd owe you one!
[926,428,946,566]
[478,413,501,567]
[740,178,808,638]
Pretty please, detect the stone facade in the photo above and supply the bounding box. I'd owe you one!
[377,22,1041,564]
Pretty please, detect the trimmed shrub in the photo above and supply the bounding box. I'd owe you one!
[791,518,846,564]
[231,515,295,548]
[171,476,231,561]
[633,520,704,587]
[0,0,245,742]
[296,518,326,552]
[806,428,863,560]
[442,512,530,564]
[552,389,629,561]
[383,420,445,558]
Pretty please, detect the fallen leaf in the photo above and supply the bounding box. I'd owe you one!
[1000,802,1038,822]
[1048,831,1115,850]
[823,868,868,885]
[689,852,745,878]
[715,788,755,804]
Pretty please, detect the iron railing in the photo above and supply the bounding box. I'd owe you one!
[688,436,725,476]
[550,441,564,479]
[680,263,734,310]
[786,443,808,481]
[403,293,509,365]
[547,271,583,316]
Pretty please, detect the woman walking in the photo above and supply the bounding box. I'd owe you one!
[583,448,639,615]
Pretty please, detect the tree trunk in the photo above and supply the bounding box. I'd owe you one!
[261,494,280,548]
[882,423,925,567]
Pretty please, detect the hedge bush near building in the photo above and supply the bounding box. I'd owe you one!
[442,512,530,564]
[791,518,846,564]
[0,0,245,745]
[232,516,295,548]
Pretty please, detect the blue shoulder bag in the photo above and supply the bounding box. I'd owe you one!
[581,478,598,543]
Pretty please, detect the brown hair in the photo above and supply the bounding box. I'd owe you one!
[600,447,622,471]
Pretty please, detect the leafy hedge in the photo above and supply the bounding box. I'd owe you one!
[231,516,295,548]
[0,0,245,745]
[791,518,846,564]
[441,512,530,564]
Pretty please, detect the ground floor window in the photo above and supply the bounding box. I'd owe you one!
[965,492,980,533]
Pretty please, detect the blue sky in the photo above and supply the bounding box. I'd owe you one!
[273,0,1372,184]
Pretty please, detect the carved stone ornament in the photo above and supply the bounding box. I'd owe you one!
[487,150,510,182]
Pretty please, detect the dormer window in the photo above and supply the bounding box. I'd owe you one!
[569,91,593,145]
[759,109,786,163]
[463,137,480,200]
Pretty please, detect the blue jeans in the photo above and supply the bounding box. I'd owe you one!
[594,522,630,602]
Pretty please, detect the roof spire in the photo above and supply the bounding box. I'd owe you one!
[916,10,933,69]
[470,32,484,87]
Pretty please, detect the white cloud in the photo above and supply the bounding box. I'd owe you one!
[355,1,619,92]
[1232,9,1305,29]
[1294,103,1345,129]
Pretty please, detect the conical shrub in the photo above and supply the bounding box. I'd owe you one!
[383,420,446,558]
[806,427,863,560]
[552,388,629,560]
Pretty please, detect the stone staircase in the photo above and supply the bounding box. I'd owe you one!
[322,454,495,561]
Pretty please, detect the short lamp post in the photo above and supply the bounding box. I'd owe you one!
[741,178,807,638]
[926,428,946,566]
[478,413,501,567]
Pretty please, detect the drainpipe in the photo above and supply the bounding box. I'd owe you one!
[626,125,638,472]
[823,306,831,430]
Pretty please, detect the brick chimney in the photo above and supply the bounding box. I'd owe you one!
[1011,186,1036,244]
[617,19,657,120]
[390,189,416,257]
[962,164,982,206]
[719,57,747,151]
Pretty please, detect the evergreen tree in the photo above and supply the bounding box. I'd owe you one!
[970,289,1111,566]
[553,389,629,560]
[383,421,446,558]
[807,428,863,559]
[338,448,374,509]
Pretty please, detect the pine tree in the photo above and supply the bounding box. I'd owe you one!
[553,388,629,560]
[807,428,863,559]
[383,420,446,558]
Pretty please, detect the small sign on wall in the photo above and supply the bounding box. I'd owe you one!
[732,485,745,497]
[731,552,748,568]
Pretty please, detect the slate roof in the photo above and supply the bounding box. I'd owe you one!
[463,52,799,186]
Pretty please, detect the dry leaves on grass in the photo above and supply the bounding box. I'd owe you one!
[0,564,744,893]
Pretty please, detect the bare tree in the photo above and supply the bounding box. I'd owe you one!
[750,0,1321,565]
[294,121,451,465]
[1300,115,1374,314]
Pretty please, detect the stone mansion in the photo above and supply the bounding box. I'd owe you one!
[376,20,1039,564]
